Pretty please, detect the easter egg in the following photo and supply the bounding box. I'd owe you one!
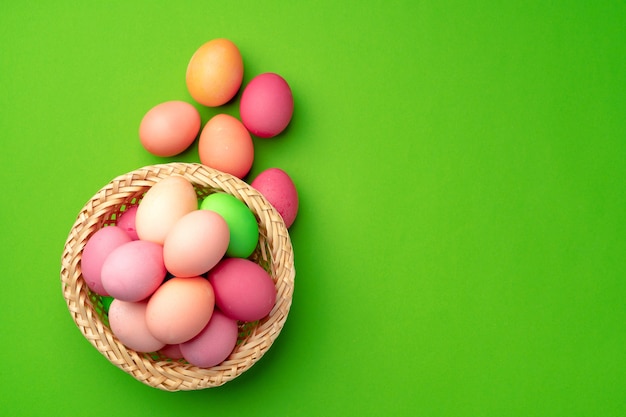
[163,209,230,277]
[159,344,184,360]
[101,296,114,313]
[108,299,165,353]
[116,205,139,240]
[200,192,259,258]
[101,240,166,302]
[180,310,238,368]
[81,226,133,296]
[146,277,215,345]
[208,258,276,322]
[186,38,243,107]
[240,72,294,138]
[135,175,198,245]
[139,101,201,157]
[250,168,299,228]
[198,114,254,179]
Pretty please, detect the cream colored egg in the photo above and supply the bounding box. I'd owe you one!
[135,175,198,245]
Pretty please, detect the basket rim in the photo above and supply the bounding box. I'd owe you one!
[60,162,295,391]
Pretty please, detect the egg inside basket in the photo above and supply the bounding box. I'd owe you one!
[60,163,295,391]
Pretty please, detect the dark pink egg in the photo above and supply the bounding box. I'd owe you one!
[240,72,293,138]
[208,258,276,322]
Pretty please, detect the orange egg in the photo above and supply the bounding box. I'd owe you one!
[198,113,254,178]
[145,277,215,345]
[186,38,244,107]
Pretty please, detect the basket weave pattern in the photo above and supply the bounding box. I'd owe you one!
[60,163,295,391]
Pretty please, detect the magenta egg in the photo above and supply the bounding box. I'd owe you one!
[240,72,294,138]
[250,167,299,228]
[208,258,277,322]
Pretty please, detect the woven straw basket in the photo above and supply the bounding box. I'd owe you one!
[60,162,295,391]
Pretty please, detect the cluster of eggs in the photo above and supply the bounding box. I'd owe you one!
[80,38,299,368]
[139,38,294,181]
[82,174,292,368]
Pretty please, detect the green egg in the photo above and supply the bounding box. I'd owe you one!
[101,296,114,314]
[200,192,259,258]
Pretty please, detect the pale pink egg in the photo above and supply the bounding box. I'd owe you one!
[208,258,276,322]
[250,167,299,228]
[180,310,238,368]
[101,240,166,302]
[108,299,165,353]
[240,72,293,138]
[146,277,215,345]
[116,205,139,240]
[135,175,198,245]
[81,226,132,296]
[139,100,201,157]
[163,209,230,277]
[198,113,254,179]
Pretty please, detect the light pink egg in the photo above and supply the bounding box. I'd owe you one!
[81,226,133,296]
[146,277,215,345]
[250,167,299,228]
[180,310,238,368]
[208,258,276,322]
[101,240,166,302]
[163,207,230,277]
[240,72,294,138]
[139,100,201,157]
[135,175,198,245]
[116,205,139,240]
[108,299,165,353]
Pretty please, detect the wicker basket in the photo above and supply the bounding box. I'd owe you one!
[60,162,295,391]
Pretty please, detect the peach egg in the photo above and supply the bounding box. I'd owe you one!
[163,209,230,277]
[145,277,215,345]
[198,113,254,179]
[139,101,201,157]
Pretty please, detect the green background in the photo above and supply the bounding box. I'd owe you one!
[1,1,625,416]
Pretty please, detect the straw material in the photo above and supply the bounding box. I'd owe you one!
[60,163,295,391]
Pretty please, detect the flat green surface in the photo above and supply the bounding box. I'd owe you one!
[1,1,625,416]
